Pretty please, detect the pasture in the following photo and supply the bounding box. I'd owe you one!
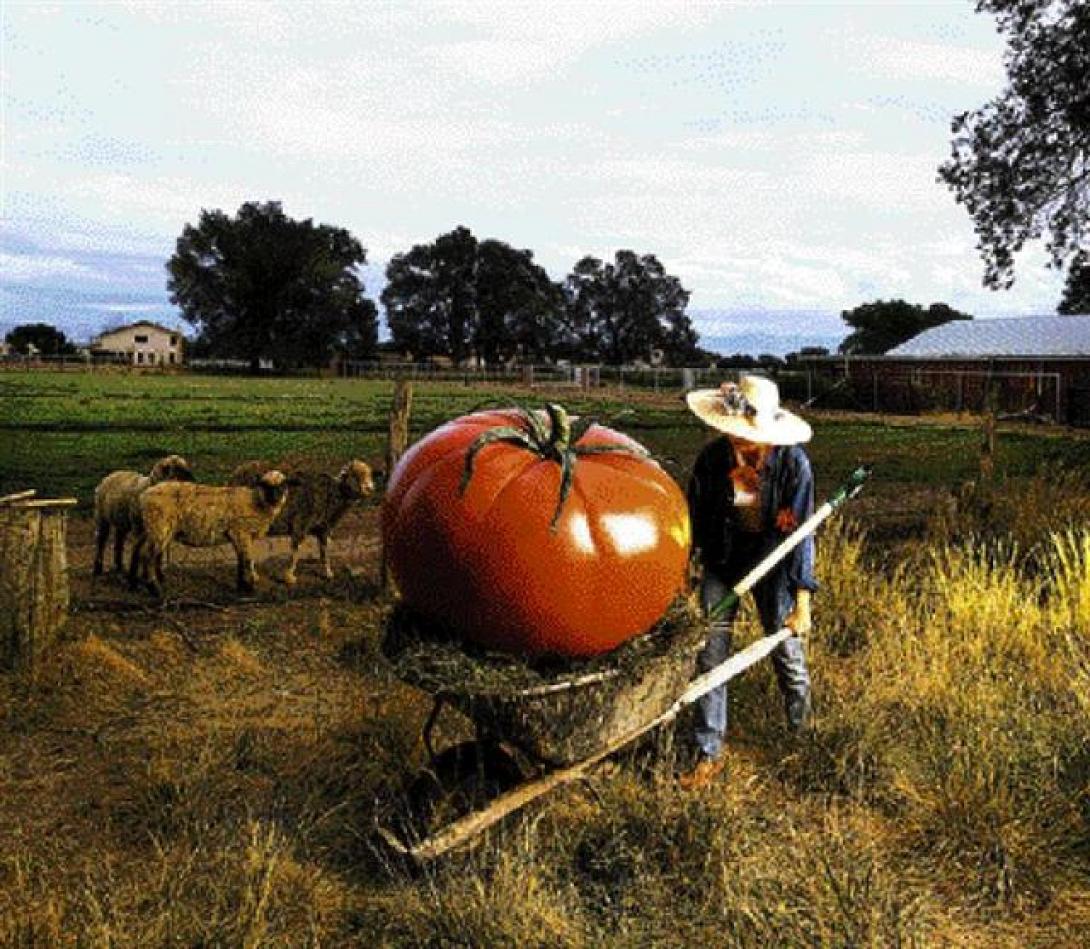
[1,369,1089,945]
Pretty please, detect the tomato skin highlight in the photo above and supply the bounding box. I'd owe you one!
[381,408,692,658]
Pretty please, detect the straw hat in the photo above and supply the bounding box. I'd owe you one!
[685,374,812,445]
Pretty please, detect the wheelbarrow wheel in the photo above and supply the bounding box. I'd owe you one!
[402,740,525,845]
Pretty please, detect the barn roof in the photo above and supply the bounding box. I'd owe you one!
[888,315,1090,358]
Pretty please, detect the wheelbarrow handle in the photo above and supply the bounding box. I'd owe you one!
[707,465,871,621]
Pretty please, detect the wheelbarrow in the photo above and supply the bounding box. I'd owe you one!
[378,466,871,863]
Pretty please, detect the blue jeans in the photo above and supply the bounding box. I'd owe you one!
[695,566,812,759]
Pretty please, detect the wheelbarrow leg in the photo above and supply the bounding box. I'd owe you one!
[422,692,450,767]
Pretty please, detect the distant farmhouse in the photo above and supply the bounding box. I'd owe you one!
[802,315,1090,426]
[90,321,185,367]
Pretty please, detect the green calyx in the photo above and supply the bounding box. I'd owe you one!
[460,403,649,531]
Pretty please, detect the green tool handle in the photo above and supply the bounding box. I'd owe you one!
[707,465,871,621]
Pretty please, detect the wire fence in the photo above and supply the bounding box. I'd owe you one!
[4,353,1086,426]
[336,359,817,396]
[806,365,1083,424]
[0,352,147,372]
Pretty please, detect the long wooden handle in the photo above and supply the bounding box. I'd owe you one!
[382,628,795,863]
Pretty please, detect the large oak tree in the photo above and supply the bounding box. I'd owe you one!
[381,226,566,365]
[167,201,378,370]
[564,251,699,366]
[939,1,1089,289]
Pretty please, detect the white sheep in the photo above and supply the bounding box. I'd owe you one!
[228,459,375,584]
[92,454,194,578]
[131,470,293,597]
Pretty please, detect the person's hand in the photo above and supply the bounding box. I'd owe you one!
[784,589,812,636]
[686,547,703,585]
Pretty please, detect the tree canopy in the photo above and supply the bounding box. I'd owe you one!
[938,0,1089,288]
[1058,252,1090,314]
[382,226,566,365]
[4,322,77,356]
[838,300,973,355]
[166,201,378,370]
[564,251,699,366]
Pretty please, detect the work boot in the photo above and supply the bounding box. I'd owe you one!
[786,694,813,732]
[678,754,726,791]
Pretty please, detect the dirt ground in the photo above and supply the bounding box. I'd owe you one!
[1,504,447,933]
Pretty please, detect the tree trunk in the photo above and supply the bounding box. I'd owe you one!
[1,501,73,672]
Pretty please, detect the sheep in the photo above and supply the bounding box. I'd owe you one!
[131,470,293,597]
[92,454,194,577]
[228,458,375,585]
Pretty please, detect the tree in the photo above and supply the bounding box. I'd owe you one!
[838,300,973,355]
[938,1,1089,288]
[382,227,566,364]
[476,240,567,365]
[167,201,378,370]
[4,323,77,356]
[1058,252,1090,313]
[564,251,699,365]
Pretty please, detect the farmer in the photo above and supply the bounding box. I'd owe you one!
[679,374,816,790]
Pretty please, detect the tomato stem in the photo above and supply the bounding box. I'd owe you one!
[544,403,571,457]
[460,404,652,533]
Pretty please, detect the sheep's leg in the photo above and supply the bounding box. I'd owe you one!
[141,540,163,598]
[281,533,305,586]
[317,528,334,580]
[151,547,165,598]
[112,525,129,574]
[93,521,109,578]
[233,535,257,593]
[127,534,145,590]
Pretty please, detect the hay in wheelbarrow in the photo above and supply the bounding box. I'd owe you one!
[382,597,707,766]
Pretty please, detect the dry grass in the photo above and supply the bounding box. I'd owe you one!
[2,475,1089,946]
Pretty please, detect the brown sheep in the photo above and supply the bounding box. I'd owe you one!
[228,459,375,584]
[132,470,293,597]
[92,454,194,577]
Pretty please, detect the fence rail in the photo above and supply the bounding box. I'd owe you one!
[4,354,1086,427]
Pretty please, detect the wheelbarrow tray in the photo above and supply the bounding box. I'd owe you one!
[382,601,707,766]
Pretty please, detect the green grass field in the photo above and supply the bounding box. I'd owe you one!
[2,369,1089,945]
[4,369,1089,510]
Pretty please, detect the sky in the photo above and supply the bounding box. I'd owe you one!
[0,0,1072,354]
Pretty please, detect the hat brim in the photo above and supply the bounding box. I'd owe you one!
[685,389,812,445]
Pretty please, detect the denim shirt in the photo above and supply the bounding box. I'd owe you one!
[686,437,818,592]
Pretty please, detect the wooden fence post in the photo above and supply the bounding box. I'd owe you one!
[381,380,413,592]
[1,492,78,673]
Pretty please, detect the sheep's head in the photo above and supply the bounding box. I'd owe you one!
[149,454,195,484]
[338,460,375,500]
[258,470,292,509]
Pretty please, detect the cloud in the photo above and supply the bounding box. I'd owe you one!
[846,33,1004,88]
[0,251,105,282]
[83,302,162,313]
[2,0,1062,332]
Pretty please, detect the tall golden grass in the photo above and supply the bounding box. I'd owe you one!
[1,478,1088,945]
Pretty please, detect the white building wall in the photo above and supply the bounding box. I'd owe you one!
[92,324,184,365]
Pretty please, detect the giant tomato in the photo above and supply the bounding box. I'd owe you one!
[381,404,691,658]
